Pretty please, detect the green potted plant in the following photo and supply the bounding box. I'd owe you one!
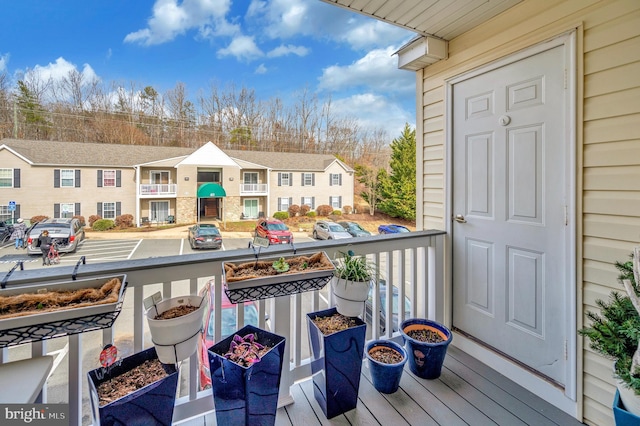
[579,248,640,423]
[331,250,375,317]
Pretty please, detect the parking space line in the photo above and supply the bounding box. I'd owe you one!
[179,239,184,255]
[127,239,143,259]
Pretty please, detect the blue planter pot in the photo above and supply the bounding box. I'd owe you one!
[366,340,407,394]
[614,389,640,426]
[400,318,452,380]
[208,324,285,426]
[307,307,367,419]
[87,346,178,426]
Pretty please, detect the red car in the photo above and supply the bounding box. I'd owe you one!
[197,282,261,389]
[254,218,293,245]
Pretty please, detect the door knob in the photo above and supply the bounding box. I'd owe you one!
[454,214,467,223]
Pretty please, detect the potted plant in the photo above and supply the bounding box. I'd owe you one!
[87,346,178,426]
[365,339,407,394]
[207,324,286,426]
[145,291,206,364]
[400,318,453,379]
[579,248,640,423]
[331,250,375,317]
[306,307,367,419]
[223,251,335,303]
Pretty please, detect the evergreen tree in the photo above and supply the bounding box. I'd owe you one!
[377,123,416,219]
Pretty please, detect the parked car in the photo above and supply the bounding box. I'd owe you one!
[254,218,293,245]
[26,218,85,255]
[378,224,411,234]
[338,221,371,237]
[365,280,411,333]
[187,224,222,249]
[312,220,353,240]
[197,282,262,389]
[0,221,12,243]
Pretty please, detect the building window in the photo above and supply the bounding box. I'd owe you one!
[302,173,314,186]
[0,169,12,187]
[330,196,342,209]
[103,170,116,187]
[279,173,291,186]
[60,203,75,218]
[61,169,75,187]
[102,202,116,219]
[301,196,315,209]
[278,197,291,211]
[330,173,342,186]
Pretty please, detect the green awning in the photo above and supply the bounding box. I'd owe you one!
[197,183,226,198]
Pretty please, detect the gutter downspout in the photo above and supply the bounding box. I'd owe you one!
[135,166,141,226]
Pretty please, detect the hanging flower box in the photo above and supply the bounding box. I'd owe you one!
[0,274,127,347]
[223,251,335,303]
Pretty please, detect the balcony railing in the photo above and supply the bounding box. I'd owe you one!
[0,230,445,426]
[139,183,177,196]
[239,183,268,194]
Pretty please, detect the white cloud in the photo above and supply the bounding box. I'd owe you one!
[318,47,414,94]
[31,57,99,85]
[266,44,309,58]
[0,53,9,73]
[124,0,232,46]
[330,93,412,136]
[217,35,263,61]
[255,63,267,74]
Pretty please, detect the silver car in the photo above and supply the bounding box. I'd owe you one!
[27,218,85,255]
[312,220,353,240]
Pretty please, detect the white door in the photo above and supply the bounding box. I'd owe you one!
[452,45,568,385]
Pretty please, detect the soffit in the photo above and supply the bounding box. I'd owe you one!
[320,0,522,40]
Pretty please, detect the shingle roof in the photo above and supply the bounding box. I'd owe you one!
[0,139,353,172]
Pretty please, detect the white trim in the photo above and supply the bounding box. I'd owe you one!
[0,144,34,165]
[445,31,578,411]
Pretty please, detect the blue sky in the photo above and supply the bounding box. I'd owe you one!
[0,0,417,138]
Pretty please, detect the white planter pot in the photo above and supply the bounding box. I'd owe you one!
[145,295,205,364]
[331,276,371,317]
[617,379,640,417]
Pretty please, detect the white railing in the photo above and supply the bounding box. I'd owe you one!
[139,183,177,196]
[0,230,445,425]
[239,183,268,194]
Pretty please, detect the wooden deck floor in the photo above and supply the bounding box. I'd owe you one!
[179,346,584,426]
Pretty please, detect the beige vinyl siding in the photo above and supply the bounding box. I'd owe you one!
[415,1,639,424]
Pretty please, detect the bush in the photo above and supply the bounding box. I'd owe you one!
[288,204,300,217]
[306,211,317,218]
[316,204,333,216]
[88,215,102,227]
[72,215,86,226]
[92,219,115,231]
[114,214,134,228]
[273,211,289,220]
[342,205,353,215]
[332,210,342,216]
[30,215,49,224]
[300,204,311,216]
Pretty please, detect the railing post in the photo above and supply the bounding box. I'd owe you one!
[271,296,294,407]
[68,334,82,426]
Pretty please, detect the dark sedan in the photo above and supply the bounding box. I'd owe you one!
[188,224,222,249]
[338,221,371,237]
[378,224,411,234]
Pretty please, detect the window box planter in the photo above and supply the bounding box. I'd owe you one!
[306,307,366,419]
[207,324,286,426]
[223,251,335,303]
[0,275,127,348]
[88,346,178,426]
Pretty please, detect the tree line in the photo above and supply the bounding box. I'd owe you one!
[0,69,415,220]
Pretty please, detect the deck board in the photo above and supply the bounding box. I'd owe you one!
[181,346,584,426]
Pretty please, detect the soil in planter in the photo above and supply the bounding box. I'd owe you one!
[0,277,122,319]
[154,304,198,320]
[406,328,444,343]
[225,252,334,282]
[369,346,404,364]
[311,312,359,335]
[96,359,168,406]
